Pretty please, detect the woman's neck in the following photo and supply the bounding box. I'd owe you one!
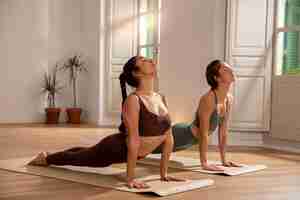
[136,78,154,95]
[214,85,230,102]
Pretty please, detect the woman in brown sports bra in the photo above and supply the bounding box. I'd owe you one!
[28,56,183,189]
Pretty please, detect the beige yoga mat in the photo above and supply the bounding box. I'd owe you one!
[138,154,267,176]
[0,157,214,196]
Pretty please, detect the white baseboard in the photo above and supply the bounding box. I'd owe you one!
[210,131,264,146]
[263,135,300,154]
[210,131,300,153]
[98,114,120,128]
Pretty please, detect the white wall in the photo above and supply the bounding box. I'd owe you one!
[0,0,82,123]
[271,76,300,142]
[0,0,49,123]
[79,0,101,123]
[159,0,226,123]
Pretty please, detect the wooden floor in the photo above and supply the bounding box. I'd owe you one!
[0,124,299,200]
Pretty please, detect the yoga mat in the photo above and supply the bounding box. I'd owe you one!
[0,157,214,196]
[138,154,267,176]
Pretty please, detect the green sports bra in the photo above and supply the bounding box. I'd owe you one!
[192,90,226,132]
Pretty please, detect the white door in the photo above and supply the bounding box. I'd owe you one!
[226,0,273,131]
[99,0,161,126]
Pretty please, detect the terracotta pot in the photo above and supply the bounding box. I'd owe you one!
[66,108,82,124]
[45,108,61,124]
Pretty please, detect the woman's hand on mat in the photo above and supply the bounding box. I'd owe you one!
[221,161,242,167]
[161,176,186,182]
[202,164,224,171]
[127,179,150,189]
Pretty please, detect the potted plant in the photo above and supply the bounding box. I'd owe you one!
[61,54,87,124]
[43,65,64,124]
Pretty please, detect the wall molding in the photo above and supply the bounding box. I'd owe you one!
[263,135,300,154]
[211,131,300,153]
[210,131,264,146]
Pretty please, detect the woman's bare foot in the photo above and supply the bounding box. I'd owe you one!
[27,152,49,166]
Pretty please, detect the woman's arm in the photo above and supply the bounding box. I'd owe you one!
[218,96,231,164]
[122,95,147,188]
[198,95,224,171]
[159,94,173,179]
[198,96,213,166]
[160,129,173,180]
[159,94,185,181]
[218,113,228,164]
[218,95,240,167]
[160,129,185,181]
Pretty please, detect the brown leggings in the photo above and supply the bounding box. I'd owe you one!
[46,133,128,167]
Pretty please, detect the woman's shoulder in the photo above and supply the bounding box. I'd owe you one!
[198,91,215,111]
[199,91,214,104]
[124,92,140,106]
[122,94,140,117]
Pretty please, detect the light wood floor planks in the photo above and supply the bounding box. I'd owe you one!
[0,124,299,200]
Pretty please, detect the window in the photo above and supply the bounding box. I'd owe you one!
[137,0,161,62]
[275,0,300,75]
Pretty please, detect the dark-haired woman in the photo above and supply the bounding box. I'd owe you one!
[153,60,240,171]
[28,56,183,189]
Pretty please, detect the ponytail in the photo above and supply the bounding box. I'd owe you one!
[118,56,139,133]
[119,73,127,105]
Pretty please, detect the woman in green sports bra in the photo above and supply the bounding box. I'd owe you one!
[153,60,240,171]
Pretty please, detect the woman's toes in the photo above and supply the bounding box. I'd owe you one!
[27,152,48,166]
